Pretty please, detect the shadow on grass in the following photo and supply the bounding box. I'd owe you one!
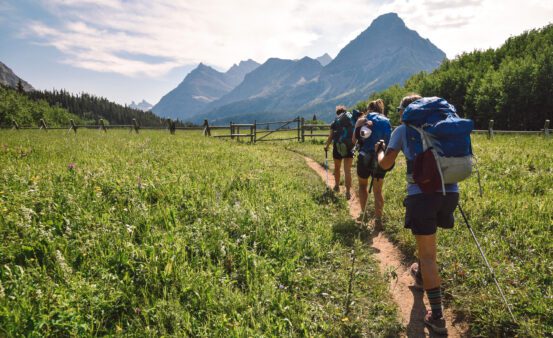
[314,189,342,205]
[332,219,380,249]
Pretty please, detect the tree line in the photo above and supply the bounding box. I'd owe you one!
[357,24,553,130]
[0,85,83,127]
[24,89,190,127]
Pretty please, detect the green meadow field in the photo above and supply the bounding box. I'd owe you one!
[288,133,553,336]
[0,130,551,336]
[0,130,401,336]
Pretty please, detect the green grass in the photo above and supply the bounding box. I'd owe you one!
[289,134,553,336]
[0,130,400,336]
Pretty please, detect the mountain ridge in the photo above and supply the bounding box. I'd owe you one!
[153,12,445,123]
[0,61,34,92]
[192,12,445,123]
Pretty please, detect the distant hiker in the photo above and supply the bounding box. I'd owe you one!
[374,94,473,335]
[352,99,392,230]
[324,105,360,199]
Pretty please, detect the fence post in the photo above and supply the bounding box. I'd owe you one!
[300,117,305,142]
[230,122,234,140]
[296,117,301,142]
[70,119,77,134]
[12,120,19,130]
[545,119,550,137]
[203,119,211,136]
[488,119,494,139]
[133,119,139,134]
[39,119,48,131]
[253,120,257,143]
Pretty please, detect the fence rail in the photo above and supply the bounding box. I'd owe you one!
[3,118,551,142]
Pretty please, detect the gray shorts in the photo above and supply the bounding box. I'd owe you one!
[403,192,459,235]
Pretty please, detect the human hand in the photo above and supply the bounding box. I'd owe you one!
[374,140,386,153]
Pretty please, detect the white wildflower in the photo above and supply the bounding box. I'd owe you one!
[55,250,73,277]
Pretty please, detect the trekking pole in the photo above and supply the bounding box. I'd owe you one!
[324,148,330,190]
[457,204,516,323]
[474,155,484,197]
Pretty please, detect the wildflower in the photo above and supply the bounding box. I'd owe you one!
[67,162,76,171]
[56,250,73,277]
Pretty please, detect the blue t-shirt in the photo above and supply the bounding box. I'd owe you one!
[388,124,459,196]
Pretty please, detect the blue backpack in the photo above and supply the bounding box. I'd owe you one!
[332,110,361,156]
[402,97,474,194]
[359,113,392,154]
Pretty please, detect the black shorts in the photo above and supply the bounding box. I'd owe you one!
[403,192,459,235]
[333,143,354,159]
[357,152,387,179]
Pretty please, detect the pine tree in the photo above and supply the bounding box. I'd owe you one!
[16,79,24,93]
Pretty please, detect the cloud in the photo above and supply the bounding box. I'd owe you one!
[25,0,380,77]
[20,0,553,78]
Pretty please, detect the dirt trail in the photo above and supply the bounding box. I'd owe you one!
[303,155,469,337]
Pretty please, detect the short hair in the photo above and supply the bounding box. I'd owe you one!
[399,93,422,110]
[335,105,347,114]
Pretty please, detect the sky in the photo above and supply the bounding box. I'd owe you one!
[1,0,552,106]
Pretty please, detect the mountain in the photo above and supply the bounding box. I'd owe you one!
[192,12,445,123]
[316,53,332,66]
[129,99,153,111]
[0,61,34,92]
[152,59,259,120]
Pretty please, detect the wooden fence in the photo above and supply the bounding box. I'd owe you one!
[5,118,551,142]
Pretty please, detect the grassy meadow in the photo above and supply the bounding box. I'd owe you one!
[288,133,553,336]
[0,130,401,336]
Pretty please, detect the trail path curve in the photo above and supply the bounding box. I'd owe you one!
[302,155,469,337]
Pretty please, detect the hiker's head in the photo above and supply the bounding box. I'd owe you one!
[335,105,347,115]
[368,99,385,115]
[398,94,422,122]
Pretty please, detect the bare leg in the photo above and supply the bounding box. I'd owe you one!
[333,158,342,190]
[343,158,353,194]
[358,177,369,213]
[415,234,441,290]
[372,178,385,219]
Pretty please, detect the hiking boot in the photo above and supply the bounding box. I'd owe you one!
[373,218,383,232]
[410,262,424,290]
[345,191,351,200]
[424,310,447,335]
[333,185,340,193]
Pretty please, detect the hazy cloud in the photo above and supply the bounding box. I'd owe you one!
[26,0,380,77]
[21,0,553,77]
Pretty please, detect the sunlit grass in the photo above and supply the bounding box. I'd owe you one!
[0,130,400,336]
[289,134,553,336]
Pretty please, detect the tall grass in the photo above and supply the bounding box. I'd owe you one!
[289,134,553,336]
[0,130,400,336]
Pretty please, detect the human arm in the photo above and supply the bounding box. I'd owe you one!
[324,127,333,151]
[375,143,400,170]
[374,125,403,170]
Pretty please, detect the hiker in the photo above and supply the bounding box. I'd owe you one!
[352,99,392,230]
[374,94,472,334]
[324,105,360,200]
